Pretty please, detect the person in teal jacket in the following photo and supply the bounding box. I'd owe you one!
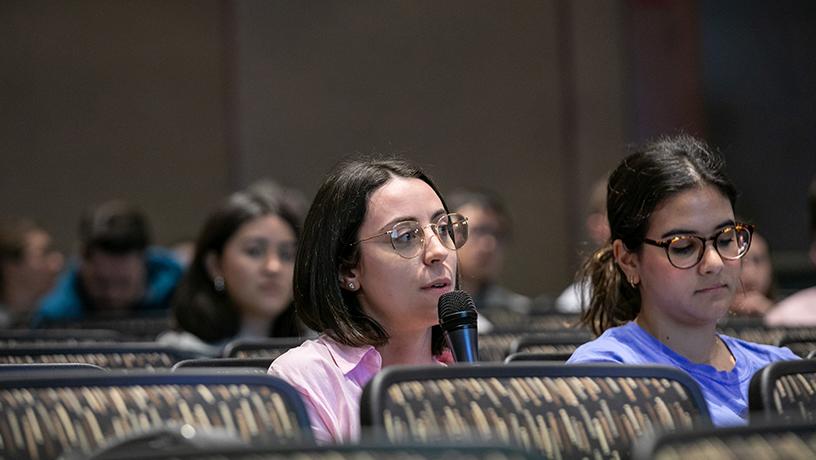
[33,200,182,325]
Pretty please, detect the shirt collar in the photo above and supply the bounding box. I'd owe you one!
[322,334,382,376]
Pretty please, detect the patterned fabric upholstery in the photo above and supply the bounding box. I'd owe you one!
[749,359,816,423]
[42,316,173,341]
[0,343,194,369]
[222,338,306,360]
[480,312,582,332]
[361,364,711,459]
[0,329,123,346]
[478,333,523,362]
[634,420,816,460]
[778,331,816,358]
[510,331,592,354]
[0,371,312,459]
[77,443,537,460]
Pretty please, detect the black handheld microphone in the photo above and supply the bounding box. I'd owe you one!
[438,290,479,363]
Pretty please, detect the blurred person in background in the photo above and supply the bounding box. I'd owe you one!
[0,218,64,327]
[447,188,531,316]
[765,176,816,326]
[556,176,611,313]
[159,186,307,356]
[33,200,183,325]
[730,228,775,316]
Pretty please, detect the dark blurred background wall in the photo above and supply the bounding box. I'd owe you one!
[1,0,814,297]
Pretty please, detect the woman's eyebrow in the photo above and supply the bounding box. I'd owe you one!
[659,219,735,239]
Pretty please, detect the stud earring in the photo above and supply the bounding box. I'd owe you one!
[214,276,225,292]
[347,282,355,290]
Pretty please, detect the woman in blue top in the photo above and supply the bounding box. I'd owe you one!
[567,135,798,426]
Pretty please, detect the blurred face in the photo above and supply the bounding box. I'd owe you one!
[211,215,295,320]
[4,229,64,300]
[455,204,505,286]
[347,177,458,334]
[740,232,772,295]
[620,185,741,326]
[80,250,146,311]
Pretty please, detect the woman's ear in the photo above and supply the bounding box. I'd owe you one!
[613,239,640,286]
[338,263,360,292]
[204,252,222,280]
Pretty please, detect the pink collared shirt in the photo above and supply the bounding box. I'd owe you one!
[269,334,449,444]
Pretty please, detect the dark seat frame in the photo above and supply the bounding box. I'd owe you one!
[748,358,816,422]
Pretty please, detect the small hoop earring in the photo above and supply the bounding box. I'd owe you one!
[213,276,225,292]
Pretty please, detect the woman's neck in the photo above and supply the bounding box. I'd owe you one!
[376,327,436,368]
[635,312,735,371]
[237,314,274,339]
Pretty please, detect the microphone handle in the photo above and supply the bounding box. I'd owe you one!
[444,325,479,363]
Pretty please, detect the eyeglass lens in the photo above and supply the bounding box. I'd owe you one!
[389,214,468,258]
[667,226,751,268]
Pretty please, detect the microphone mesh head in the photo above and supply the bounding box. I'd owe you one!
[438,290,476,318]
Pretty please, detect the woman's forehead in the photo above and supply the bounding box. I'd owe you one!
[648,185,734,235]
[366,177,444,224]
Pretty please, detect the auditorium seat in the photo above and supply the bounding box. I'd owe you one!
[0,328,123,346]
[41,313,173,341]
[360,363,711,459]
[222,337,306,359]
[72,440,536,460]
[0,370,313,459]
[749,358,816,423]
[777,331,816,358]
[504,351,574,363]
[509,330,592,355]
[633,419,816,460]
[0,343,197,369]
[172,357,274,372]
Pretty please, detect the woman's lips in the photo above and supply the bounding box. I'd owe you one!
[695,284,727,294]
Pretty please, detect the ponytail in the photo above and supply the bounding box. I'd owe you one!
[578,242,640,336]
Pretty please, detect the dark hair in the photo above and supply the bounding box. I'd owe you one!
[172,188,305,342]
[579,135,738,336]
[447,188,512,239]
[79,201,150,256]
[0,218,40,299]
[295,157,449,355]
[809,175,816,241]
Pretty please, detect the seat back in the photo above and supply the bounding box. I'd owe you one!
[749,359,816,422]
[0,343,197,369]
[79,442,538,460]
[504,351,574,363]
[222,337,306,359]
[172,357,274,372]
[361,363,711,459]
[0,370,313,459]
[777,330,816,358]
[41,314,173,341]
[634,419,816,460]
[0,328,124,346]
[509,331,592,355]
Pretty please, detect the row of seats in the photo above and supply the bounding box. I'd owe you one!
[3,327,816,369]
[0,360,814,459]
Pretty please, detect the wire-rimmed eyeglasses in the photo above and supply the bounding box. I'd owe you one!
[351,213,469,259]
